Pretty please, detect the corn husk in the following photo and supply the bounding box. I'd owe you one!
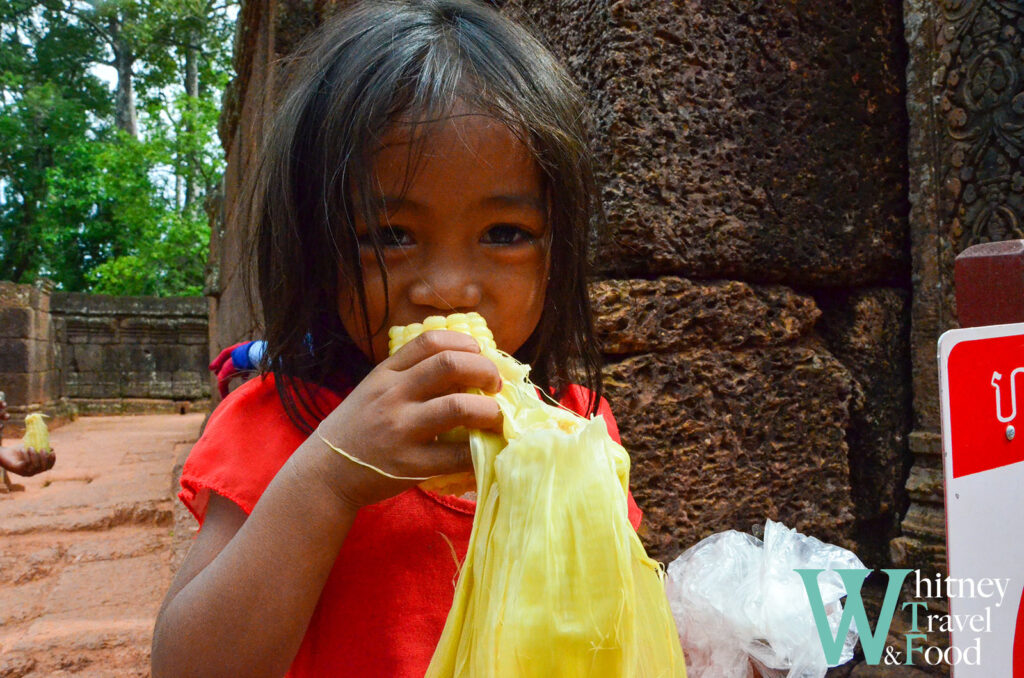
[394,314,686,678]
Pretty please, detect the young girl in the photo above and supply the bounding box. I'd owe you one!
[152,1,643,676]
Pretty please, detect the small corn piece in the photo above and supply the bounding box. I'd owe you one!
[22,413,50,453]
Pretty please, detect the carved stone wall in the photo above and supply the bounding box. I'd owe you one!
[214,0,912,568]
[896,0,1024,574]
[52,293,209,414]
[0,282,209,434]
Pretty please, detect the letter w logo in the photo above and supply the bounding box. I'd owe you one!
[796,568,911,666]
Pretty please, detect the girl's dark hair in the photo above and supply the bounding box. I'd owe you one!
[245,0,604,432]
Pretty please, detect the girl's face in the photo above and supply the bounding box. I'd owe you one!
[339,111,549,362]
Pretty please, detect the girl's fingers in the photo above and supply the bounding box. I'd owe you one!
[26,448,41,473]
[419,440,474,476]
[385,330,481,371]
[18,447,53,474]
[417,393,503,439]
[405,350,501,399]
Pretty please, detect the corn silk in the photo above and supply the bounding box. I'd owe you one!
[389,314,687,678]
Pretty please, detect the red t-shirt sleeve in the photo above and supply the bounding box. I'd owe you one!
[178,375,342,525]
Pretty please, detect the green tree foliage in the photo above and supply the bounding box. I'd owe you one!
[0,0,236,296]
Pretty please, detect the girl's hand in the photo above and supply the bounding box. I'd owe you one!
[314,330,502,509]
[0,444,56,477]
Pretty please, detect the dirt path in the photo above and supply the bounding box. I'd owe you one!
[0,413,205,678]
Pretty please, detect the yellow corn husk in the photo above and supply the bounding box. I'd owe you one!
[22,413,50,453]
[390,313,686,678]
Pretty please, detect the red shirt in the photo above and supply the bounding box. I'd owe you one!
[180,374,642,677]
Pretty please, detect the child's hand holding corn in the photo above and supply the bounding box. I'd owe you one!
[0,443,55,477]
[0,400,56,477]
[312,328,502,510]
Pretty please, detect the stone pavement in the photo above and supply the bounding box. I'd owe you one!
[0,413,205,678]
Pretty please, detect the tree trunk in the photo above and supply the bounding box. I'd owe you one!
[109,14,138,138]
[183,25,200,211]
[5,136,53,282]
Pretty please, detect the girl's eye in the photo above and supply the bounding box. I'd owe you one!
[482,224,534,245]
[359,227,413,248]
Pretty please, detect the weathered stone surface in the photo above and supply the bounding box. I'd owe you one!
[0,283,209,433]
[71,399,200,416]
[825,664,856,678]
[50,293,207,318]
[0,339,56,375]
[604,346,856,564]
[0,285,62,432]
[591,277,819,353]
[0,307,33,339]
[0,339,31,374]
[890,532,948,576]
[0,281,46,313]
[0,372,31,405]
[816,288,912,567]
[512,0,909,286]
[904,465,942,505]
[52,293,209,403]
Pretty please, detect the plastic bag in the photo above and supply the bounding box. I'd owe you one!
[665,519,865,678]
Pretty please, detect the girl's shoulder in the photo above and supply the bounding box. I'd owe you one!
[179,374,344,524]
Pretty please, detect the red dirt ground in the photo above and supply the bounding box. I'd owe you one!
[0,413,204,678]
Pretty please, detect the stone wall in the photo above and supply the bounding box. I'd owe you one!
[508,0,912,567]
[0,281,63,431]
[213,0,912,569]
[52,292,209,415]
[0,281,209,433]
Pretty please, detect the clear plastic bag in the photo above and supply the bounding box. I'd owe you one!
[665,519,865,678]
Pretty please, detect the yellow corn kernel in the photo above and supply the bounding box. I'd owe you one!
[422,316,447,331]
[22,413,50,453]
[389,313,687,678]
[388,311,498,356]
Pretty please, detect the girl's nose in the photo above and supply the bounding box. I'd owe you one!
[407,264,483,311]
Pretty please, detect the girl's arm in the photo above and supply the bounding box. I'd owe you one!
[151,331,502,678]
[151,439,359,678]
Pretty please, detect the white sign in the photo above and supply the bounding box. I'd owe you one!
[939,322,1024,676]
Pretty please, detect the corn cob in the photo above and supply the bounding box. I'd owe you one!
[22,413,50,453]
[389,312,519,496]
[389,313,686,678]
[388,311,497,356]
